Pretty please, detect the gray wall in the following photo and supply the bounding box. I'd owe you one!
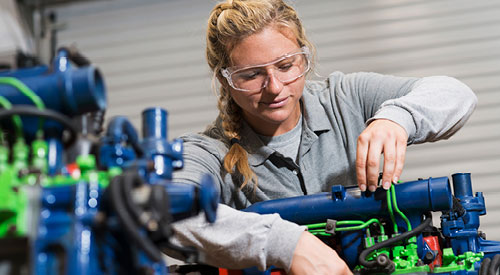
[56,0,500,238]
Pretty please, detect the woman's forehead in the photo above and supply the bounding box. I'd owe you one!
[229,26,299,67]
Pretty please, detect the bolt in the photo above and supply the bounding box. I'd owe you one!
[148,220,158,231]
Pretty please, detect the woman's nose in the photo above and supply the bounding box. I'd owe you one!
[264,70,283,95]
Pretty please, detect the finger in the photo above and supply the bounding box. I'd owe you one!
[381,140,396,190]
[356,134,369,191]
[393,138,407,184]
[366,139,383,192]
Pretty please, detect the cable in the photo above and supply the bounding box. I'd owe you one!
[336,219,385,235]
[488,254,500,275]
[0,96,23,137]
[0,77,45,110]
[390,185,412,231]
[386,188,398,233]
[307,219,385,237]
[0,77,46,136]
[108,175,163,263]
[358,213,432,268]
[0,106,78,147]
[479,257,491,275]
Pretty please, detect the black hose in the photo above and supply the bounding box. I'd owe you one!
[488,254,500,275]
[0,106,78,147]
[358,213,433,268]
[480,257,491,275]
[91,110,105,135]
[121,171,145,224]
[452,196,466,217]
[114,169,200,263]
[149,184,173,238]
[108,175,163,263]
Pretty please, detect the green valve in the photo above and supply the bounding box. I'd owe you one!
[13,186,28,236]
[377,235,389,243]
[433,248,483,273]
[0,145,9,173]
[12,139,29,174]
[31,139,48,173]
[77,155,96,173]
[364,236,376,248]
[0,165,24,237]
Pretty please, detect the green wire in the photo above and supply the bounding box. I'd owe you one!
[308,229,328,233]
[311,232,332,237]
[0,77,46,137]
[0,77,45,110]
[0,96,23,137]
[335,219,385,235]
[307,222,328,229]
[307,219,385,235]
[307,220,365,230]
[387,188,398,233]
[390,184,412,231]
[337,220,364,226]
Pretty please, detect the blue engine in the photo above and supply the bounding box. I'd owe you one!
[243,174,500,274]
[0,48,218,275]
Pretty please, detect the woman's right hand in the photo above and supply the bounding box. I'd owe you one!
[289,231,352,275]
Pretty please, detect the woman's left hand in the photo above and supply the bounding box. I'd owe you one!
[356,119,408,192]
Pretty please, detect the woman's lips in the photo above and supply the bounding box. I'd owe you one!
[262,97,289,108]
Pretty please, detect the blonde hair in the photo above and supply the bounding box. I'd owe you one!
[206,0,314,189]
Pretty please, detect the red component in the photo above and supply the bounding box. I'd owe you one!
[219,269,286,274]
[219,269,243,275]
[66,163,81,179]
[423,236,442,269]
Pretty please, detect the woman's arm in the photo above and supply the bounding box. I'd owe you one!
[340,73,477,192]
[171,135,351,272]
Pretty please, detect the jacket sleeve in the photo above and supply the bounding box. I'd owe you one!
[167,204,306,271]
[367,75,477,144]
[330,72,477,144]
[170,135,306,272]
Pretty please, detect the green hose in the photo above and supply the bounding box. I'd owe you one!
[390,184,412,231]
[0,96,22,137]
[307,218,385,235]
[387,188,398,233]
[0,77,46,137]
[0,77,45,110]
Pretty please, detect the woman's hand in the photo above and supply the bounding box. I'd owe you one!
[289,231,352,275]
[356,119,408,192]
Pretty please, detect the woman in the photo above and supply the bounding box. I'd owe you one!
[170,0,477,274]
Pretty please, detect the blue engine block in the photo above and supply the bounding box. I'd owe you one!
[0,49,218,275]
[243,173,500,274]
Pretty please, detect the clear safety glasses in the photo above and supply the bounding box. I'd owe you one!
[221,46,311,92]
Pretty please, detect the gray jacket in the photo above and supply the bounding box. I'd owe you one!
[170,71,477,271]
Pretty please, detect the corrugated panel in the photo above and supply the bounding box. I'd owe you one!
[55,0,500,239]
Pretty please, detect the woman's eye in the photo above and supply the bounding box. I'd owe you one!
[278,63,293,71]
[239,70,262,80]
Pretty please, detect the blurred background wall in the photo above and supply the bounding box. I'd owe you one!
[44,0,500,237]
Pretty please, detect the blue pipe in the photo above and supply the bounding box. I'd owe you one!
[141,107,183,181]
[243,177,452,224]
[0,49,106,116]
